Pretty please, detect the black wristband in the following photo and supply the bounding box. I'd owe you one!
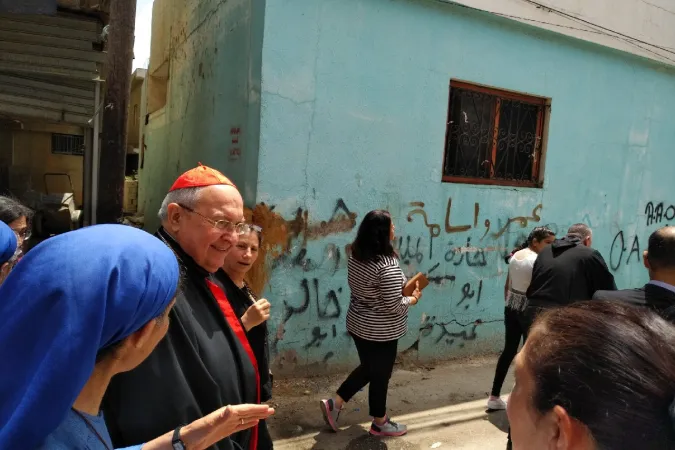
[172,425,186,450]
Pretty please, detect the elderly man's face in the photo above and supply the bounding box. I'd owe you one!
[167,185,244,273]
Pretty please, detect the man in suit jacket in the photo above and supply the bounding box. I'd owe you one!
[593,226,675,322]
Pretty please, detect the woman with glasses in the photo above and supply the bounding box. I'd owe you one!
[0,221,18,285]
[216,224,273,449]
[0,195,33,256]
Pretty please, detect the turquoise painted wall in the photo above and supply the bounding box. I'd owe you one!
[138,0,265,231]
[256,0,675,372]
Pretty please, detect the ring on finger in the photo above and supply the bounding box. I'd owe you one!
[240,418,244,425]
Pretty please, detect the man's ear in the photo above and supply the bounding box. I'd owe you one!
[643,250,651,270]
[166,203,183,232]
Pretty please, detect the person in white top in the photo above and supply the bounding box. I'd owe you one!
[488,226,555,412]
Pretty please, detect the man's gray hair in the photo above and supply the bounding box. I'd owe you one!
[157,187,204,221]
[567,223,592,240]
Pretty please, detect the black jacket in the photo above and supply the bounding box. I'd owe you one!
[103,228,258,450]
[214,270,272,402]
[526,235,616,308]
[593,282,675,323]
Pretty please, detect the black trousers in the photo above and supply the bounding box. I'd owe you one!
[336,334,398,418]
[491,307,527,397]
[257,419,273,449]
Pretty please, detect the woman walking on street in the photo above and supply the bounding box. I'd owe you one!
[487,226,555,411]
[320,210,421,437]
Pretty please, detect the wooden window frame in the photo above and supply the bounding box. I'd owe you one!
[441,80,548,188]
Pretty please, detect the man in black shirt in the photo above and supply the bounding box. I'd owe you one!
[593,226,675,323]
[523,223,616,334]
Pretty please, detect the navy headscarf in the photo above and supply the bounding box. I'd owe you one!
[0,220,17,264]
[0,224,180,449]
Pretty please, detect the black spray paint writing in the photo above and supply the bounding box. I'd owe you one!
[609,230,641,271]
[301,278,342,320]
[272,243,343,274]
[645,201,675,227]
[418,317,484,347]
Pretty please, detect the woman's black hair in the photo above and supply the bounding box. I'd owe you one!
[526,226,555,247]
[504,226,555,264]
[527,301,675,449]
[0,196,33,225]
[351,210,396,262]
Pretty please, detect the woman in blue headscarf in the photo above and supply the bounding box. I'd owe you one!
[0,220,18,285]
[0,224,273,450]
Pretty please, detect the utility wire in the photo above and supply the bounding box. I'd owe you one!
[520,0,675,55]
[638,0,675,16]
[489,11,606,35]
[438,0,675,64]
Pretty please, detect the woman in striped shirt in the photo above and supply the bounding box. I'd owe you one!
[320,210,421,437]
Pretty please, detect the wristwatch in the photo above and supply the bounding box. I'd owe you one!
[172,426,186,450]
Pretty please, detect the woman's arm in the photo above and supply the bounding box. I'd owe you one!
[139,404,274,450]
[241,299,271,332]
[378,265,416,315]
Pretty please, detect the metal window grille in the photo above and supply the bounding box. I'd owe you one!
[51,133,84,156]
[442,81,548,187]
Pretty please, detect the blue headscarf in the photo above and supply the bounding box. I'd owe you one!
[0,224,180,449]
[0,221,17,264]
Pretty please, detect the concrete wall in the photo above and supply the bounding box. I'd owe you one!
[256,0,675,373]
[449,0,675,67]
[138,0,265,231]
[11,121,83,205]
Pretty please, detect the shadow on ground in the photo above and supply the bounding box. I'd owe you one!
[267,356,513,441]
[309,425,408,450]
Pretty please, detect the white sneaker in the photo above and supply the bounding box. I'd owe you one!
[487,397,507,410]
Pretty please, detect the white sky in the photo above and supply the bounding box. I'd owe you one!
[133,0,153,70]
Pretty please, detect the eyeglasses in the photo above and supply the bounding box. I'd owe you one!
[177,204,249,235]
[12,227,30,241]
[246,224,262,234]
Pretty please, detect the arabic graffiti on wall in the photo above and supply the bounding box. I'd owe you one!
[248,196,594,372]
[407,199,543,241]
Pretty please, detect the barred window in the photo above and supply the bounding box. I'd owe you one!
[443,81,548,187]
[51,133,84,156]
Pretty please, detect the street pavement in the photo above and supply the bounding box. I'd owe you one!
[268,356,512,450]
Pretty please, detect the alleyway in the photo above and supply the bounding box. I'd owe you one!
[267,356,512,450]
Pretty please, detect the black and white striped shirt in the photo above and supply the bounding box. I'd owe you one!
[345,255,411,342]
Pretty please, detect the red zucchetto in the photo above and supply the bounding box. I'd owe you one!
[169,163,235,192]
